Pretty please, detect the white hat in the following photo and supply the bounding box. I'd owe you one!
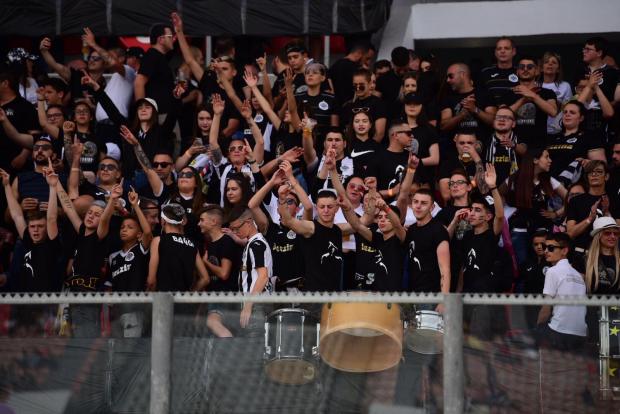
[105,142,121,161]
[136,97,158,112]
[590,216,620,237]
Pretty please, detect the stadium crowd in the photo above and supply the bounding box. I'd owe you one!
[0,12,618,353]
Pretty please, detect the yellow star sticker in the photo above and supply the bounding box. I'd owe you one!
[610,367,617,377]
[611,326,620,336]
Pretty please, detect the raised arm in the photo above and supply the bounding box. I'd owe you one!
[280,160,313,219]
[209,94,225,165]
[55,180,82,232]
[67,138,83,200]
[278,185,315,237]
[396,153,419,224]
[171,12,205,82]
[0,169,26,238]
[484,163,504,235]
[338,193,372,241]
[43,160,59,240]
[39,37,71,82]
[97,179,123,240]
[82,27,124,75]
[128,187,153,249]
[256,54,274,107]
[378,197,406,242]
[248,169,283,234]
[36,90,60,139]
[245,70,281,129]
[0,108,33,149]
[284,68,302,131]
[300,112,318,167]
[240,99,265,164]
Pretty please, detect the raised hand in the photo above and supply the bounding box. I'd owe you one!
[408,153,420,170]
[63,121,76,135]
[279,160,293,178]
[284,67,295,86]
[35,87,45,102]
[256,53,267,72]
[277,180,291,198]
[280,146,303,163]
[110,178,124,199]
[0,168,10,187]
[243,69,258,88]
[170,12,183,32]
[119,125,139,146]
[39,37,51,51]
[128,186,139,207]
[71,136,84,158]
[81,70,100,91]
[211,93,225,115]
[243,139,254,160]
[484,163,497,189]
[173,83,187,99]
[81,27,96,48]
[43,158,59,187]
[364,176,377,191]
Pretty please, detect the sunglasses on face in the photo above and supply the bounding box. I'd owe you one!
[153,162,172,168]
[395,130,413,136]
[352,107,370,113]
[178,171,195,179]
[33,144,52,151]
[88,55,103,62]
[98,163,118,171]
[348,184,366,193]
[229,145,244,152]
[545,244,563,252]
[282,199,297,206]
[518,64,536,70]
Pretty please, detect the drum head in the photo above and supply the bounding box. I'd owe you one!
[265,359,317,385]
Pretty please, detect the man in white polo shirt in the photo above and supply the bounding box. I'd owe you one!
[537,232,587,351]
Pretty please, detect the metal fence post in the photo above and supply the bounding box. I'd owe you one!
[150,292,174,414]
[443,293,464,414]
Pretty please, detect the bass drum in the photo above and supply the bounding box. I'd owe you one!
[319,301,402,373]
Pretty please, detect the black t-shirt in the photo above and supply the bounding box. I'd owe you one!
[506,173,556,232]
[590,254,619,294]
[498,86,557,148]
[462,228,499,293]
[205,233,241,292]
[435,203,472,293]
[295,91,337,149]
[546,130,603,179]
[437,148,477,181]
[575,64,619,104]
[439,89,494,138]
[20,232,62,292]
[0,96,38,171]
[405,218,449,292]
[340,95,387,128]
[55,129,103,173]
[482,134,520,186]
[138,48,174,114]
[165,194,207,246]
[301,220,343,292]
[272,71,306,98]
[198,71,243,135]
[366,148,409,193]
[69,67,105,106]
[109,243,149,292]
[566,192,604,250]
[350,138,380,178]
[156,232,198,291]
[608,168,620,219]
[411,124,438,184]
[478,65,518,104]
[66,224,108,292]
[359,226,405,292]
[269,123,303,163]
[266,221,304,288]
[328,58,360,106]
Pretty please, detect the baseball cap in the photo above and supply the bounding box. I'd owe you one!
[403,93,424,105]
[126,47,144,60]
[135,97,158,112]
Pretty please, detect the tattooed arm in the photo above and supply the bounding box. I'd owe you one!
[56,180,82,232]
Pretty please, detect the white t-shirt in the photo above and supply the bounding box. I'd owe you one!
[334,204,365,251]
[543,258,587,336]
[542,81,572,135]
[96,65,136,121]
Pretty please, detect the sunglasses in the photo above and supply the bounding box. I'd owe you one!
[353,83,366,90]
[395,130,413,136]
[348,184,366,193]
[352,107,370,113]
[178,171,195,179]
[448,180,468,188]
[98,163,118,171]
[495,115,514,121]
[88,55,103,62]
[75,110,90,116]
[282,199,297,206]
[588,170,605,176]
[153,162,172,168]
[33,144,52,151]
[518,63,536,70]
[545,244,563,252]
[229,145,245,152]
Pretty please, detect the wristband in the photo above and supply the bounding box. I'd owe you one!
[71,168,81,172]
[247,159,256,165]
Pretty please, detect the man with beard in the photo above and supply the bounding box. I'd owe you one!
[440,63,496,141]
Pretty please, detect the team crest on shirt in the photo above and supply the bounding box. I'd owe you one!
[508,74,519,83]
[566,137,578,144]
[254,114,264,123]
[296,85,308,94]
[318,101,329,110]
[287,230,297,240]
[125,252,135,262]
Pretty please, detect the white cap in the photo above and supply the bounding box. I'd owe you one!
[105,142,121,161]
[590,216,620,237]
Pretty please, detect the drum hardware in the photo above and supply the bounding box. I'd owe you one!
[405,310,444,355]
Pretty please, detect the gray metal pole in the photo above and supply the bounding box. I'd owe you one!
[150,293,174,414]
[443,294,464,414]
[324,35,330,67]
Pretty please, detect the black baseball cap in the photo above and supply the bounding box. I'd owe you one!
[126,47,144,60]
[403,93,424,105]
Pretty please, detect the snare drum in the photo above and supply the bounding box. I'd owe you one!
[404,310,444,355]
[264,308,319,385]
[320,301,403,373]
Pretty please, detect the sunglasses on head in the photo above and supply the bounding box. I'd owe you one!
[178,171,195,179]
[352,107,370,114]
[518,63,536,70]
[153,161,172,168]
[98,163,118,171]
